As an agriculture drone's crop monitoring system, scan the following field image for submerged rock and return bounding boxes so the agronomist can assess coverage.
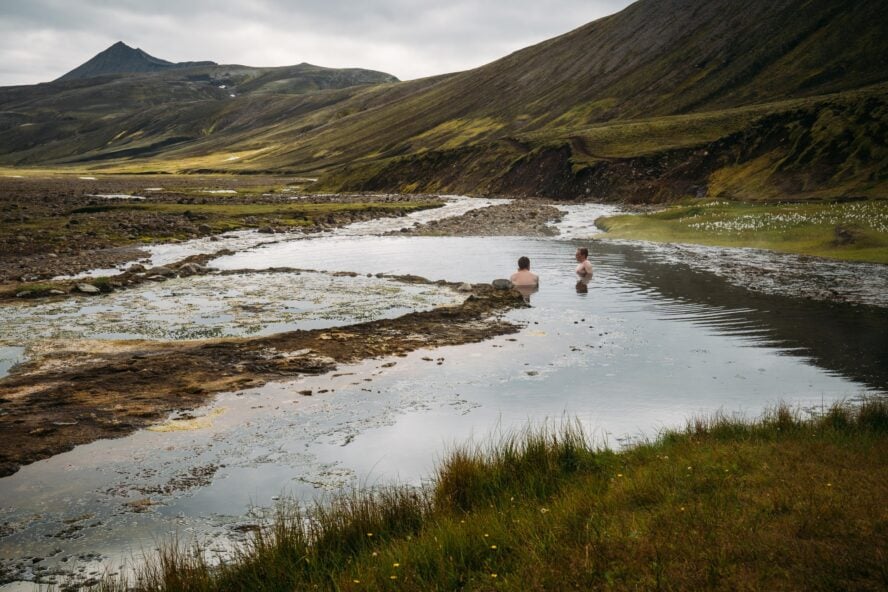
[146,266,176,277]
[491,279,513,290]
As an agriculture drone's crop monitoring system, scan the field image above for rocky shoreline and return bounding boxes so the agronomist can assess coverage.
[395,200,564,236]
[0,278,526,477]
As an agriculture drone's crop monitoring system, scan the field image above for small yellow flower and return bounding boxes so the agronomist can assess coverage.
[827,483,832,487]
[390,575,398,580]
[372,552,378,557]
[393,563,400,568]
[353,580,360,584]
[366,532,373,537]
[617,473,623,478]
[680,506,685,511]
[490,545,497,549]
[540,507,550,514]
[491,573,498,578]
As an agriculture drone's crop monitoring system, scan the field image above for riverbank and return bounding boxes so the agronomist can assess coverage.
[0,280,525,477]
[0,174,442,286]
[87,400,888,591]
[596,199,888,264]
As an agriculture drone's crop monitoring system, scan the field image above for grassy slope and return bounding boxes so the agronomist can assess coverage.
[596,200,888,263]
[91,401,888,591]
[2,0,887,205]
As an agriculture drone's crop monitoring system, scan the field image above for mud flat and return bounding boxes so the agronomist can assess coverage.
[0,281,525,477]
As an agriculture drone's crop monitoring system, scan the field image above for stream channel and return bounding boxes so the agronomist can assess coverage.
[1,196,886,588]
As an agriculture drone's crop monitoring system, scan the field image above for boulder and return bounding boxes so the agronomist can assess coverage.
[491,279,513,290]
[127,263,146,273]
[457,283,473,292]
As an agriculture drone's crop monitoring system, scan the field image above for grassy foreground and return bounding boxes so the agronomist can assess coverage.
[88,401,888,591]
[597,200,888,264]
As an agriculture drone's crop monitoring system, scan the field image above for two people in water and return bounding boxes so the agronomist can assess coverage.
[509,247,593,297]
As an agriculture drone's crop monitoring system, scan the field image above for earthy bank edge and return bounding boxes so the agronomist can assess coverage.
[83,401,888,592]
[0,174,443,285]
[0,282,526,477]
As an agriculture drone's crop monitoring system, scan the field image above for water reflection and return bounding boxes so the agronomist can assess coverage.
[514,284,539,303]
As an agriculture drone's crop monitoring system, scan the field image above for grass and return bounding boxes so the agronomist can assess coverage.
[597,200,888,264]
[82,400,888,591]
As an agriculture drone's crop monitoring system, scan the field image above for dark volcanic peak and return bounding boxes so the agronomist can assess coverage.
[56,41,216,81]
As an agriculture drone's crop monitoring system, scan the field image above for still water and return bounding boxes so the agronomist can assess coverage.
[0,199,885,587]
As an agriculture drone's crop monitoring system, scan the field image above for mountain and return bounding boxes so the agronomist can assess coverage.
[57,41,216,81]
[1,0,886,201]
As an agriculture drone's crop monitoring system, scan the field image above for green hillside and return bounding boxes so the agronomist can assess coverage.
[0,0,885,201]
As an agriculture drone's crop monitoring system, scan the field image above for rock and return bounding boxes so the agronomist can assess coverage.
[457,283,473,292]
[177,263,205,277]
[146,266,176,277]
[257,226,275,234]
[76,283,101,294]
[198,224,212,234]
[491,279,513,290]
[127,263,146,273]
[15,291,30,298]
[147,275,168,282]
[20,274,39,282]
[48,289,65,296]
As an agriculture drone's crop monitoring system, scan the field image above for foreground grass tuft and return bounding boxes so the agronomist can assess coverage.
[86,401,888,591]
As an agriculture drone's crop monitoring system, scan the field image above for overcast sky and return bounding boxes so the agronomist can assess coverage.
[0,0,635,86]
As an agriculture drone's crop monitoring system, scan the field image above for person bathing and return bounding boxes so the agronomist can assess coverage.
[510,256,539,287]
[575,247,593,276]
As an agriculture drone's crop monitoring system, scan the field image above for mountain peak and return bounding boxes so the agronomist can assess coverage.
[56,42,214,82]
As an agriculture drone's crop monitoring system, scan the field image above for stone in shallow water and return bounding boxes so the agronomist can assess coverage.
[457,282,473,292]
[491,278,513,290]
[75,283,100,294]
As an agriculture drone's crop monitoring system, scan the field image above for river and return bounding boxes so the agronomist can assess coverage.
[0,197,885,588]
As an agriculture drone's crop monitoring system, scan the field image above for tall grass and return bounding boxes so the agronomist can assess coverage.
[80,400,888,591]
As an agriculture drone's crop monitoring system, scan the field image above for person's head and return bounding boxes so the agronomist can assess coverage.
[517,256,530,270]
[575,247,589,262]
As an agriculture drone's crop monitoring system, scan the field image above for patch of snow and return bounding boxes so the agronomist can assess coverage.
[225,156,241,161]
[229,93,236,98]
[201,189,238,194]
[144,187,164,191]
[78,176,97,180]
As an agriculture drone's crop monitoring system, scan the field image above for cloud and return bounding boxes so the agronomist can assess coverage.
[0,0,634,85]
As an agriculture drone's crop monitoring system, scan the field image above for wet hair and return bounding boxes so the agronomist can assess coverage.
[517,256,530,270]
[577,247,589,258]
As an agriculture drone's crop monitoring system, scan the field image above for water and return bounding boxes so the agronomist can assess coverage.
[1,199,886,588]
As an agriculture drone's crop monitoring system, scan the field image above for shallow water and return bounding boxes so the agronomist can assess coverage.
[1,199,886,588]
[0,271,458,345]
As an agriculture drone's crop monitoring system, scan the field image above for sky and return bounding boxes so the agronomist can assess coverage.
[0,0,635,86]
